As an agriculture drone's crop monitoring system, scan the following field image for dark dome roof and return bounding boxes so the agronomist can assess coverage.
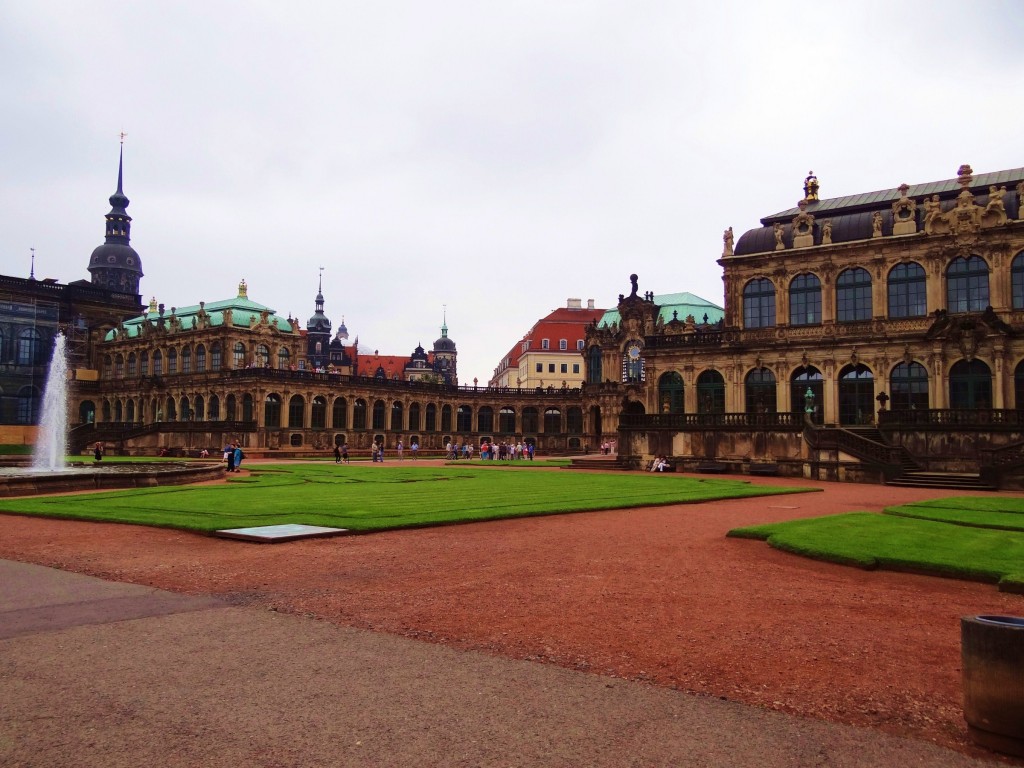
[89,242,143,273]
[433,336,456,352]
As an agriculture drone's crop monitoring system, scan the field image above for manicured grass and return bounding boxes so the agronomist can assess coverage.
[729,498,1024,592]
[0,463,813,533]
[443,459,571,468]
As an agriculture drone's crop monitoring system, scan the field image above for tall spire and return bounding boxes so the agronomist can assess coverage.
[29,247,35,281]
[88,137,143,294]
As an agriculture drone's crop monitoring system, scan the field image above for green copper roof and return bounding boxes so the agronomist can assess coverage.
[104,292,295,341]
[597,292,723,329]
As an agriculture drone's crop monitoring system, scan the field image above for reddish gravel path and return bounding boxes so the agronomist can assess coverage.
[2,470,1022,761]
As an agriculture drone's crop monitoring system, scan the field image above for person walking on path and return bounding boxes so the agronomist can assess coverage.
[233,443,244,472]
[397,441,404,461]
[341,443,349,464]
[224,444,235,473]
[410,441,418,460]
[334,445,342,464]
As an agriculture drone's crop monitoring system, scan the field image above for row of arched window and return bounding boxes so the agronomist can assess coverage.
[103,342,295,378]
[656,358,1001,424]
[86,394,586,434]
[742,254,1017,328]
[0,327,54,366]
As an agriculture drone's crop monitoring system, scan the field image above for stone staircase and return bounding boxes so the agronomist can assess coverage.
[885,472,997,491]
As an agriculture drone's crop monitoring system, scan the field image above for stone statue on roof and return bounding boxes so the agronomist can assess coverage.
[803,171,819,201]
[722,226,734,257]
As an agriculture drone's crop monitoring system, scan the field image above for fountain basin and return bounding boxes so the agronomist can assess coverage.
[0,462,224,497]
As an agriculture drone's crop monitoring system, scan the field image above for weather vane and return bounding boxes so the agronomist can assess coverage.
[30,247,35,280]
[119,130,127,145]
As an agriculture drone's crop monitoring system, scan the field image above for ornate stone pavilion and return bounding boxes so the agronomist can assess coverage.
[583,165,1024,487]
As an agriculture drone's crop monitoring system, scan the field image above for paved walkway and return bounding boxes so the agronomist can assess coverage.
[1,559,1004,768]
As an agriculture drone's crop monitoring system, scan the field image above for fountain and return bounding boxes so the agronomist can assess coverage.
[32,333,69,472]
[0,332,223,497]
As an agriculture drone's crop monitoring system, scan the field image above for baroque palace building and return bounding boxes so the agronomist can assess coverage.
[63,153,593,456]
[582,165,1024,487]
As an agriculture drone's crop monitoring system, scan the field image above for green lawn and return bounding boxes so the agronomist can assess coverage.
[729,497,1024,592]
[0,463,813,533]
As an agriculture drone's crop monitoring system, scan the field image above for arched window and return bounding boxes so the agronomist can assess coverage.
[153,350,163,376]
[789,274,821,326]
[425,403,437,431]
[456,405,472,432]
[288,395,305,428]
[128,352,137,377]
[256,345,270,367]
[1013,253,1024,310]
[126,399,136,422]
[180,396,190,421]
[743,278,776,329]
[440,404,453,431]
[226,395,237,421]
[278,347,290,370]
[333,397,347,428]
[408,402,421,431]
[949,359,992,409]
[696,370,725,414]
[836,267,872,322]
[372,400,386,430]
[103,355,112,379]
[209,395,220,420]
[242,394,254,422]
[947,256,989,313]
[311,396,327,429]
[544,407,561,433]
[499,406,516,433]
[888,262,927,318]
[114,400,123,421]
[587,346,603,384]
[233,342,245,368]
[658,371,684,414]
[744,367,776,413]
[477,406,494,433]
[196,345,206,372]
[838,364,874,425]
[115,354,124,378]
[264,394,282,427]
[211,343,222,370]
[194,395,205,420]
[890,361,929,411]
[140,351,149,375]
[353,399,367,429]
[391,400,404,431]
[167,348,177,374]
[101,398,111,422]
[791,366,823,421]
[166,396,177,421]
[17,329,41,365]
[522,407,539,433]
[181,347,192,374]
[566,407,583,434]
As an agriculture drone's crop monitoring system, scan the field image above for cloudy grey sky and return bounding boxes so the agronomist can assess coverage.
[2,2,1022,383]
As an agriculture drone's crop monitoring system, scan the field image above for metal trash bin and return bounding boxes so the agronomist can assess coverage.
[962,615,1024,757]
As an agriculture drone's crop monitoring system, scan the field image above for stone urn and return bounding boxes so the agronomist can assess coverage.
[962,615,1024,757]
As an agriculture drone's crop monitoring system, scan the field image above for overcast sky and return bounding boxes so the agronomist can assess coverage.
[2,2,1023,383]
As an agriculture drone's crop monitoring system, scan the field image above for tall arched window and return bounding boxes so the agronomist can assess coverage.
[264,394,282,427]
[658,371,684,413]
[947,256,990,313]
[696,370,725,414]
[17,329,41,365]
[128,352,137,376]
[114,400,123,421]
[195,345,206,372]
[890,361,929,411]
[499,406,516,433]
[333,397,347,428]
[949,359,992,409]
[543,407,561,433]
[789,274,821,326]
[477,406,494,433]
[888,262,927,318]
[140,351,149,375]
[311,396,327,429]
[440,404,453,431]
[586,346,603,384]
[372,400,386,430]
[181,347,192,373]
[838,364,874,425]
[743,278,776,329]
[256,345,270,367]
[126,399,136,422]
[242,394,254,422]
[391,401,404,431]
[566,407,583,434]
[456,405,472,432]
[1013,253,1024,310]
[836,267,872,322]
[194,395,205,420]
[226,394,237,421]
[180,396,190,421]
[153,350,163,375]
[211,343,222,370]
[791,366,823,421]
[278,347,290,369]
[233,342,246,368]
[209,395,220,420]
[522,407,539,433]
[408,402,421,431]
[353,399,367,429]
[288,395,305,428]
[744,367,777,413]
[425,403,437,431]
[167,348,177,374]
[115,354,124,378]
